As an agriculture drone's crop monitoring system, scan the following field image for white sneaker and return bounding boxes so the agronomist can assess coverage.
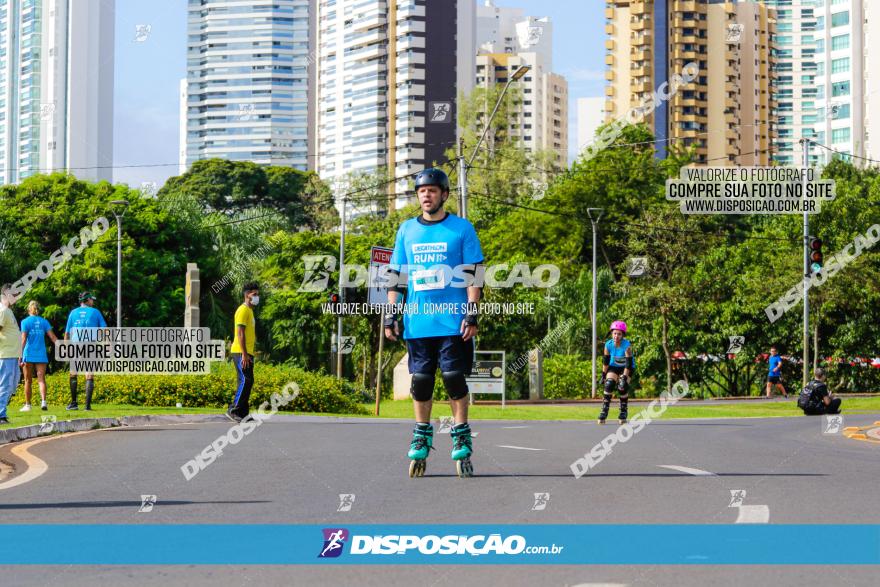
[41,401,48,410]
[20,404,32,412]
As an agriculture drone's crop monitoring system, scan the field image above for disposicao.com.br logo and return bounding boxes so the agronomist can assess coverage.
[318,528,563,558]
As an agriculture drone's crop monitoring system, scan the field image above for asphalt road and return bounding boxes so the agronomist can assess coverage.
[1,412,878,586]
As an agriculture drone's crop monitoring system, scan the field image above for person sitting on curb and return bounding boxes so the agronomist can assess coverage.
[798,367,842,415]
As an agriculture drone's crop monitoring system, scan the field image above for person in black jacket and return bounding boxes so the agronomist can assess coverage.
[798,368,842,415]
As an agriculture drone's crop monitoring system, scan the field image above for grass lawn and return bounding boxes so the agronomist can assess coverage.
[3,398,880,430]
[0,403,218,430]
[365,397,880,421]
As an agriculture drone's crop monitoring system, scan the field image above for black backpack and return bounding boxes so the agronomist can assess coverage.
[798,380,823,409]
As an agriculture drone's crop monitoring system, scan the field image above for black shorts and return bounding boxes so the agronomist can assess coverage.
[768,376,781,384]
[407,336,474,375]
[607,365,626,376]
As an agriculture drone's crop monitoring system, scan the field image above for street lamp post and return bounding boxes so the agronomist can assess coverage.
[458,65,531,219]
[110,200,129,328]
[587,208,604,399]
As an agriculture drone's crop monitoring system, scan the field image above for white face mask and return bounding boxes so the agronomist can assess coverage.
[250,295,260,306]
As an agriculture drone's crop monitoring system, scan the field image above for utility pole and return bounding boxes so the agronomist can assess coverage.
[458,138,468,219]
[801,138,810,389]
[463,65,531,220]
[110,200,129,328]
[587,208,604,398]
[337,195,346,379]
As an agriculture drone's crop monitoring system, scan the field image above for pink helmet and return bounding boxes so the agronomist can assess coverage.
[610,320,627,334]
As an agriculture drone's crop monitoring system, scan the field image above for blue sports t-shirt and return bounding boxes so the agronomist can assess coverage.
[389,214,484,339]
[65,306,107,341]
[605,339,633,369]
[21,316,53,363]
[768,355,782,377]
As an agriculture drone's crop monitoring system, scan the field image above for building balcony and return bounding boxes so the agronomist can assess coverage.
[631,3,649,16]
[397,3,425,19]
[397,35,426,51]
[671,16,700,29]
[350,13,387,33]
[632,19,649,32]
[630,46,652,61]
[672,32,701,45]
[632,80,653,93]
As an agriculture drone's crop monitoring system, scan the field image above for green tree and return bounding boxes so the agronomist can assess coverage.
[0,173,222,330]
[159,159,336,230]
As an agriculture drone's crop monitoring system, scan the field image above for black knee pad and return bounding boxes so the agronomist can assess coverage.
[618,377,629,394]
[604,378,616,394]
[410,372,435,402]
[441,370,469,400]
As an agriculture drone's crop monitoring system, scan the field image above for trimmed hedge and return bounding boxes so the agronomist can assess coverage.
[543,355,594,399]
[31,362,367,415]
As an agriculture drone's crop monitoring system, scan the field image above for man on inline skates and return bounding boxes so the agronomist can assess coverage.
[384,168,484,478]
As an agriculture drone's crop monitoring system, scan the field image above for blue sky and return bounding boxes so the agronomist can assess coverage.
[112,0,605,187]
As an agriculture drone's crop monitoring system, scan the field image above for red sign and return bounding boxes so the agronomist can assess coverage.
[371,247,393,264]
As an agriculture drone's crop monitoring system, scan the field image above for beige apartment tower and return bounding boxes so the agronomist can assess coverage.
[605,0,776,165]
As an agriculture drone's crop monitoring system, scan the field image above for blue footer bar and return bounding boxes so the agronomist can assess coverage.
[1,524,878,565]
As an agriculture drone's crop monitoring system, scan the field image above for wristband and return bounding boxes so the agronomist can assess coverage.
[464,302,478,326]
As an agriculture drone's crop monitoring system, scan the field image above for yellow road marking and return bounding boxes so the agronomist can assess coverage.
[0,430,98,490]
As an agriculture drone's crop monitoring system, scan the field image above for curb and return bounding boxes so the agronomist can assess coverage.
[0,414,227,446]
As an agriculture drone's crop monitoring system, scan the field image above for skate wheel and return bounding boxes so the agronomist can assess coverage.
[619,419,628,424]
[409,459,426,478]
[597,419,606,425]
[456,458,474,478]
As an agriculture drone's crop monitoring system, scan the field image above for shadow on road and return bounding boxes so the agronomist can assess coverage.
[415,472,828,478]
[0,500,271,510]
[106,428,202,432]
[652,422,754,426]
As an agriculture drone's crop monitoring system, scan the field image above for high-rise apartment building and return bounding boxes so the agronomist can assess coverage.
[766,0,820,166]
[578,96,607,153]
[865,0,880,162]
[0,0,115,184]
[312,0,475,208]
[181,0,311,171]
[605,0,776,166]
[812,0,865,164]
[475,2,568,164]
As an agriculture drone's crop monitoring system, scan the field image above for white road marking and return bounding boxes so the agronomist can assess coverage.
[657,465,717,476]
[735,504,770,524]
[497,445,545,451]
[0,430,97,490]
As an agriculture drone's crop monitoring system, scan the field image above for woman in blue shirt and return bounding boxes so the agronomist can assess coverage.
[19,301,58,411]
[599,320,635,424]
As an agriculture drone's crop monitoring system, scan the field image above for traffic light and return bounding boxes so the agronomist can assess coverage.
[328,293,340,304]
[809,237,823,275]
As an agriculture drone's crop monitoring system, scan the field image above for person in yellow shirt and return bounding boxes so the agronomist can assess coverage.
[227,282,259,422]
[0,284,22,425]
